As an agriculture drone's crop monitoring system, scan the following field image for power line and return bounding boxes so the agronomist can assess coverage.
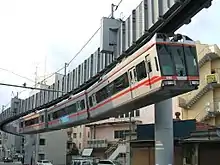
[67,0,124,67]
[0,67,35,83]
[3,0,125,107]
[0,82,64,93]
[36,0,125,83]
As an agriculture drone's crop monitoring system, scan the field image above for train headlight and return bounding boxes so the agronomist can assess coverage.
[162,80,175,86]
[191,80,199,85]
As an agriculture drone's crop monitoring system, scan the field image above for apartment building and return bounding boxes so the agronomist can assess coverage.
[178,42,220,125]
[66,96,181,151]
[33,130,68,165]
[66,125,90,152]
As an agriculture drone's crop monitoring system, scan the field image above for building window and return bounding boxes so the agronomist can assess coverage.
[39,139,45,145]
[114,130,129,139]
[125,113,129,118]
[79,143,81,149]
[38,154,45,161]
[79,132,82,138]
[73,133,77,138]
[88,132,90,138]
[135,110,140,117]
[67,143,71,149]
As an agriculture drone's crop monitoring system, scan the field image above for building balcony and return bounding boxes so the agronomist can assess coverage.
[179,71,220,109]
[195,101,220,122]
[87,139,108,148]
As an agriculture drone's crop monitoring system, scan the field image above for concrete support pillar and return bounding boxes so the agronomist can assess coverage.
[154,98,173,165]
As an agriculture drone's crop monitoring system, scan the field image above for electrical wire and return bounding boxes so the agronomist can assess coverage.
[2,0,125,108]
[38,0,125,82]
[0,67,35,83]
[67,0,124,67]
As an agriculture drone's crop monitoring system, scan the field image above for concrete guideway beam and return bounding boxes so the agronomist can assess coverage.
[154,98,174,165]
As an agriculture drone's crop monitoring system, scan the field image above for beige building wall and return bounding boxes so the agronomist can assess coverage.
[69,125,90,151]
[178,42,220,126]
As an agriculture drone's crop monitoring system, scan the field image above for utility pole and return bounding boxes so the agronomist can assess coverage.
[129,113,132,165]
[111,4,116,19]
[64,63,68,93]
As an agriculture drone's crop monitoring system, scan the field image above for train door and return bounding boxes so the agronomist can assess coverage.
[128,67,137,99]
[145,55,153,89]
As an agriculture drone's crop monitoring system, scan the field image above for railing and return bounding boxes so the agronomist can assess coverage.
[87,139,108,148]
[179,70,220,108]
[195,101,220,122]
[105,139,124,156]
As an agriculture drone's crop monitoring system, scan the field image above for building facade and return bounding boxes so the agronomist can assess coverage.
[178,42,220,125]
[34,130,68,165]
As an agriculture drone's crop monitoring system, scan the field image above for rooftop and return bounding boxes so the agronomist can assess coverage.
[85,118,142,127]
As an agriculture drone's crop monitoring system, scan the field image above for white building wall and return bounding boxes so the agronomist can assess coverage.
[36,130,67,165]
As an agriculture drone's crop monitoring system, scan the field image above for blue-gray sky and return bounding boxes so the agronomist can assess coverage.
[0,0,219,108]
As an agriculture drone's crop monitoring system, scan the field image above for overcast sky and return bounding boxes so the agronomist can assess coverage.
[0,0,219,109]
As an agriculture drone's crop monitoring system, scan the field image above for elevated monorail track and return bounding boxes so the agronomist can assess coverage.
[0,0,213,135]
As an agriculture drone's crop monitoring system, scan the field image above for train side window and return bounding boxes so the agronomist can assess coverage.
[41,115,44,122]
[154,57,159,71]
[92,94,96,105]
[20,121,23,128]
[107,82,114,97]
[69,103,77,113]
[147,61,152,73]
[113,73,129,94]
[80,100,85,110]
[129,71,133,80]
[89,96,93,107]
[96,87,108,103]
[136,61,147,81]
[76,101,81,111]
[48,114,51,121]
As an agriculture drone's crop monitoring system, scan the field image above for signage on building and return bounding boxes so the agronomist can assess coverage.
[206,74,217,84]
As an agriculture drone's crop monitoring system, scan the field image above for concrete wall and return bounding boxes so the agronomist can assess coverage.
[37,130,68,165]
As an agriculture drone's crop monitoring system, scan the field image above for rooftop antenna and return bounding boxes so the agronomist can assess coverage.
[34,66,38,88]
[43,55,47,85]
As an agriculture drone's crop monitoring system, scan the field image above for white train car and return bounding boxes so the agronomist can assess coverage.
[18,33,200,134]
[47,90,88,130]
[19,110,45,134]
[87,33,199,120]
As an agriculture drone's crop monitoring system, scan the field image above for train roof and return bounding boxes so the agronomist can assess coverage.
[87,35,156,92]
[47,90,86,110]
[20,112,40,121]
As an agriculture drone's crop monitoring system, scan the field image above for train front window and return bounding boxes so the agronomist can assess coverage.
[169,46,187,76]
[157,44,175,76]
[184,46,199,76]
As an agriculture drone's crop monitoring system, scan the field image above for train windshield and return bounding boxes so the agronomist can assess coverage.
[156,44,198,76]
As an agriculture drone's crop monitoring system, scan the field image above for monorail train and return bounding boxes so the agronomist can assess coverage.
[19,33,200,134]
